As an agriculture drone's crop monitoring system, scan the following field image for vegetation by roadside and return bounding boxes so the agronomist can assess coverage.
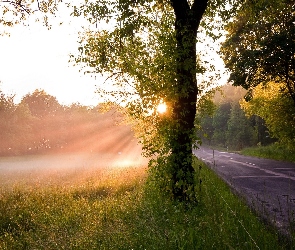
[241,143,295,163]
[0,158,292,249]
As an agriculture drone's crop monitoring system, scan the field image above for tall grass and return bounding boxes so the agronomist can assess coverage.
[0,160,292,249]
[242,143,295,163]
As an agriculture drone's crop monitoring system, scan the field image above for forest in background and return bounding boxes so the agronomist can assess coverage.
[197,84,278,151]
[1,84,294,156]
[0,89,133,156]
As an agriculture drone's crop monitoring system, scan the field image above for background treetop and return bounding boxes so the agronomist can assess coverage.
[221,0,295,104]
[0,0,65,28]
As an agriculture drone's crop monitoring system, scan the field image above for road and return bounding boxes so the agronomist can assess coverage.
[194,147,295,236]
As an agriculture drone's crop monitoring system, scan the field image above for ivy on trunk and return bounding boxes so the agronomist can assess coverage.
[169,0,208,201]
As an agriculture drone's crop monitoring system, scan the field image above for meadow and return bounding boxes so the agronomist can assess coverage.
[0,156,292,249]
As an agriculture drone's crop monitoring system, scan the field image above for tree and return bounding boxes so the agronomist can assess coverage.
[21,89,61,118]
[212,102,231,147]
[240,81,295,146]
[73,0,240,202]
[221,0,295,105]
[251,115,276,146]
[226,102,256,150]
[19,89,62,152]
[0,89,15,154]
[168,0,208,201]
[211,84,247,148]
[0,88,37,155]
[0,0,62,28]
[195,92,216,146]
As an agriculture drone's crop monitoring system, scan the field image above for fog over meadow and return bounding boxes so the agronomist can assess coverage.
[0,90,148,189]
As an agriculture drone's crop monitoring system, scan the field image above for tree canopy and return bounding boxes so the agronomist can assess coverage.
[0,0,63,28]
[71,0,240,202]
[0,88,133,156]
[196,84,262,150]
[221,0,295,148]
[240,81,295,146]
[221,0,295,104]
[21,89,61,117]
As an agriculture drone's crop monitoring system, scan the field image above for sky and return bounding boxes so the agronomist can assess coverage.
[0,4,228,107]
[0,11,100,106]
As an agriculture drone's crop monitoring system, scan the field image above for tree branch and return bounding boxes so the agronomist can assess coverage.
[170,0,209,31]
[1,0,31,14]
[170,0,189,19]
[191,0,209,23]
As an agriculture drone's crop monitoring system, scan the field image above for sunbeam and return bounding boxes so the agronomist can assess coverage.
[0,109,148,190]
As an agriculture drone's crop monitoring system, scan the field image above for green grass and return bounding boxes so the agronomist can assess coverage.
[0,160,293,249]
[241,143,295,163]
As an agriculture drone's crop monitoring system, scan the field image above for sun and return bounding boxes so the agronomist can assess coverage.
[157,103,167,114]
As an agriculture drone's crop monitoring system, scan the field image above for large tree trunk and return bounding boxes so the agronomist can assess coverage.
[170,0,208,201]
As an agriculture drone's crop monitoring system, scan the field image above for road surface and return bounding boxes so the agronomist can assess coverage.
[194,147,295,236]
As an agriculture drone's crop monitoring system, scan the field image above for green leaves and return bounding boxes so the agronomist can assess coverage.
[73,1,177,124]
[0,0,63,29]
[221,0,295,148]
[241,81,295,146]
[221,0,295,104]
[72,0,238,202]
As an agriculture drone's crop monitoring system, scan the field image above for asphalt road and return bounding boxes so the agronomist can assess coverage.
[193,147,295,236]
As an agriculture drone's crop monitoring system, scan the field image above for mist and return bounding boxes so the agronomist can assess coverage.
[0,91,148,189]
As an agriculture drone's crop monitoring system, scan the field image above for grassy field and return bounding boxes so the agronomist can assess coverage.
[0,158,293,249]
[241,143,295,163]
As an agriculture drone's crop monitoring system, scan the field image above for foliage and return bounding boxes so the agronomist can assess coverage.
[21,89,61,118]
[240,81,295,146]
[226,102,256,150]
[221,0,295,150]
[195,91,216,145]
[71,0,242,202]
[0,89,132,156]
[212,102,231,147]
[221,0,295,105]
[0,90,18,150]
[0,159,290,249]
[0,0,63,28]
[197,84,260,150]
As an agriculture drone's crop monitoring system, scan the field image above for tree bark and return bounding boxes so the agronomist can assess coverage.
[169,0,208,201]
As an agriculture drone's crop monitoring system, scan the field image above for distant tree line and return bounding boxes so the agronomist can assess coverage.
[196,84,277,150]
[2,84,292,156]
[0,89,129,156]
[218,0,295,151]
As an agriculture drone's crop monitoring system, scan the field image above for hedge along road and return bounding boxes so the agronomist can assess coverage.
[194,146,295,237]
